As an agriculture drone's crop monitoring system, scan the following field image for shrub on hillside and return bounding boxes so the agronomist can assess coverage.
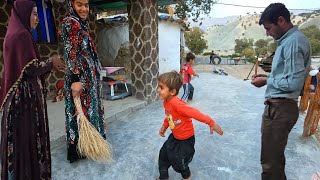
[230,53,241,58]
[202,52,212,56]
[220,55,229,58]
[297,20,302,25]
[246,57,255,63]
[301,25,320,55]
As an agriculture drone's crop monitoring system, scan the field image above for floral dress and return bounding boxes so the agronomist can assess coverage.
[60,14,106,163]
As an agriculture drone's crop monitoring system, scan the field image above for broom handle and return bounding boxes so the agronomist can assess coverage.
[74,96,84,114]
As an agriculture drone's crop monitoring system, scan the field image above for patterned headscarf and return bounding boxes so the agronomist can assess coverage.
[66,0,89,31]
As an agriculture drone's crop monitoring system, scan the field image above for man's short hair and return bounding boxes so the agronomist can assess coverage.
[259,3,291,25]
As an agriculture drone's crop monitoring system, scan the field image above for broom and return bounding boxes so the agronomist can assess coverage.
[74,95,112,162]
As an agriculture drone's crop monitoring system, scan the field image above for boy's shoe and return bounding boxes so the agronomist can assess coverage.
[182,173,191,180]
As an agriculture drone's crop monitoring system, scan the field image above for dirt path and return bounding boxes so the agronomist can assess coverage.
[193,63,266,80]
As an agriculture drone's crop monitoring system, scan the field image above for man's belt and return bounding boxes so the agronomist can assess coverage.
[264,98,297,104]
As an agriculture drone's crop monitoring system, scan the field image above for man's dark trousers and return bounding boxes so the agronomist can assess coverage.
[261,100,299,180]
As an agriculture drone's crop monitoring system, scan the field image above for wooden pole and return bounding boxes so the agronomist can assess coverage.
[254,57,258,75]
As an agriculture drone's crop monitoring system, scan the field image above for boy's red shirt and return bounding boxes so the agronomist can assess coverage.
[182,63,195,84]
[162,96,215,140]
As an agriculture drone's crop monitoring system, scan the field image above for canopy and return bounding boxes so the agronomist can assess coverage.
[90,0,177,11]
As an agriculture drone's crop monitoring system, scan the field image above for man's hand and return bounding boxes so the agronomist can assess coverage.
[251,75,267,88]
[71,82,82,97]
[210,123,223,135]
[252,74,267,78]
[159,125,167,137]
[194,74,199,78]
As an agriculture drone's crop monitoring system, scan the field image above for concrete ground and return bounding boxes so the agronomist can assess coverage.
[47,96,147,148]
[51,72,320,180]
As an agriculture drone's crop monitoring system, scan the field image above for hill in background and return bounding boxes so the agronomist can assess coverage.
[201,12,320,55]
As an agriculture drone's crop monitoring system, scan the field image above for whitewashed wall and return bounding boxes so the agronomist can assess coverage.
[158,22,181,74]
[97,21,182,73]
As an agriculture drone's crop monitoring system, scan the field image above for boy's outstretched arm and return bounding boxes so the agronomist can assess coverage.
[210,123,223,135]
[175,100,223,135]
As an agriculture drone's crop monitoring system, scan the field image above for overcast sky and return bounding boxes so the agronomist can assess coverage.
[209,0,320,18]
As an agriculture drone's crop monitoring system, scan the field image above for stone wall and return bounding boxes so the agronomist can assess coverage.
[128,0,159,102]
[0,0,10,85]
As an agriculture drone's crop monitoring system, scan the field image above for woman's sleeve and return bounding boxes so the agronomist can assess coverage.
[25,61,53,77]
[18,34,53,77]
[60,18,83,83]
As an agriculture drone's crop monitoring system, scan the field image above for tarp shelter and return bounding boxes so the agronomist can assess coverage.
[90,0,177,11]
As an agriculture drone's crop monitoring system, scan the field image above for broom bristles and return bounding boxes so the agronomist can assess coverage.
[74,96,112,162]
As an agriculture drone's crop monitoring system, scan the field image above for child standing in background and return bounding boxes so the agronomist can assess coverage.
[156,71,223,180]
[181,52,199,102]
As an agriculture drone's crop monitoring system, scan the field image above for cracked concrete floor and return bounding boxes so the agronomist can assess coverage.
[51,73,320,180]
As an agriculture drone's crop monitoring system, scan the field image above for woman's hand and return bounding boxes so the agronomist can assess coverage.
[51,55,66,72]
[71,82,82,97]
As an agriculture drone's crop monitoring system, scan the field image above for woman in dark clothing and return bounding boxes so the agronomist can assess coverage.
[0,0,65,179]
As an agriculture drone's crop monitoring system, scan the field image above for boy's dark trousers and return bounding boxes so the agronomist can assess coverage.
[261,100,299,180]
[158,134,195,180]
[182,83,194,101]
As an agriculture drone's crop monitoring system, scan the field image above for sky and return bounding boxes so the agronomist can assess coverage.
[209,0,320,18]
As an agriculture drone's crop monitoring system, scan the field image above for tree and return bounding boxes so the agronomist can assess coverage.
[255,47,268,56]
[309,38,320,55]
[159,0,217,22]
[254,39,269,56]
[268,41,277,54]
[254,39,268,48]
[234,38,253,54]
[300,25,320,55]
[243,48,254,58]
[184,27,208,55]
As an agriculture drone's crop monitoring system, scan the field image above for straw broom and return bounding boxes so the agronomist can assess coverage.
[74,95,112,162]
[299,75,312,112]
[302,73,320,138]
